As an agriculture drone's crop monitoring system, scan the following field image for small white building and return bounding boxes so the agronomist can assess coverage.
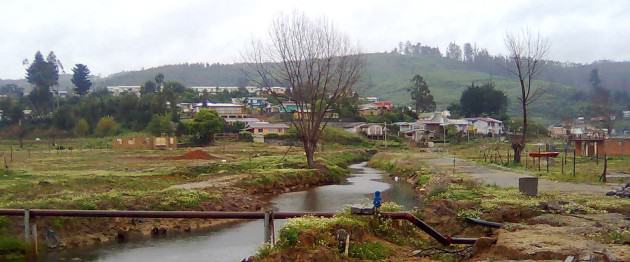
[190,102,246,118]
[107,86,141,96]
[466,117,503,136]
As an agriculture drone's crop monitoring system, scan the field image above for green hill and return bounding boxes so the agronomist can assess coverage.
[3,53,628,125]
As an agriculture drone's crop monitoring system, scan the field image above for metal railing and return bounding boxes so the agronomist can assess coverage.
[0,208,480,246]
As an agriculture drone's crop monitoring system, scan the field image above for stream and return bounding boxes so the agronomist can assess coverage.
[44,162,420,261]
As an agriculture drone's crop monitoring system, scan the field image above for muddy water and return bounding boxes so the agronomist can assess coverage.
[45,162,419,261]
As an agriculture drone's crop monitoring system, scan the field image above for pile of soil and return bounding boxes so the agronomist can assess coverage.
[165,150,216,160]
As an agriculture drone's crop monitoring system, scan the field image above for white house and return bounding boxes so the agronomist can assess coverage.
[107,86,141,96]
[466,117,504,136]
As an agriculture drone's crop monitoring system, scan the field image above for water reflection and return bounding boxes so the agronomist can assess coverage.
[44,162,419,262]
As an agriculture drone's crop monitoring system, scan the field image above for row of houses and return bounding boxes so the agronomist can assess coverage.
[106,86,287,97]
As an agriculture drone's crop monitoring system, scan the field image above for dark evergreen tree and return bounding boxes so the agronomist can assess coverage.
[26,51,57,116]
[71,64,92,96]
[408,74,435,113]
[458,82,507,119]
[140,80,157,95]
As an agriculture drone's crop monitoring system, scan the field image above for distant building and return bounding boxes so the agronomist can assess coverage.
[623,111,630,119]
[465,117,504,136]
[292,110,339,120]
[364,97,379,103]
[358,101,394,116]
[245,122,290,135]
[356,123,386,138]
[225,118,262,127]
[267,101,300,113]
[183,102,246,118]
[190,86,241,94]
[571,137,630,157]
[358,104,381,117]
[107,86,141,96]
[112,136,177,150]
[548,126,568,138]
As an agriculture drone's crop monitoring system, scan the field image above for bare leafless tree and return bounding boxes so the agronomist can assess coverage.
[504,29,549,163]
[245,13,364,168]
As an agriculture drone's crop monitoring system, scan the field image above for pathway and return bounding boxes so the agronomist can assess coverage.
[423,153,616,194]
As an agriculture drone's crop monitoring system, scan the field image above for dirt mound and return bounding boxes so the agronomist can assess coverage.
[165,150,217,160]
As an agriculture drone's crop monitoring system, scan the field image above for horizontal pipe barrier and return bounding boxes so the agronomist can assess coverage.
[0,209,481,246]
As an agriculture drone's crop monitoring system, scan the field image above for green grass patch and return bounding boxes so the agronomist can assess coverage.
[348,242,392,260]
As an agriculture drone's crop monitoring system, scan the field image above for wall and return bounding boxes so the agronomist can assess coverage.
[603,138,630,156]
[112,136,177,150]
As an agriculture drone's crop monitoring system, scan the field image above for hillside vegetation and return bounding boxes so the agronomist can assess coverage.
[2,53,628,124]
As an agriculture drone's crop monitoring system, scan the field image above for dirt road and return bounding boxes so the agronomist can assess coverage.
[424,153,617,194]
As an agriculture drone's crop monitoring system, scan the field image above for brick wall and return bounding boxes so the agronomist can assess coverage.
[603,138,630,156]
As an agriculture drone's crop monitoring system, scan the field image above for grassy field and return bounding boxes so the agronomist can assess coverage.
[0,135,373,259]
[446,139,630,184]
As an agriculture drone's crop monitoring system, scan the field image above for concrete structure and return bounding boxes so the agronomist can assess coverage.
[112,136,177,150]
[225,118,262,127]
[548,126,568,138]
[572,137,630,157]
[245,122,290,135]
[190,103,246,118]
[356,123,386,138]
[107,86,141,96]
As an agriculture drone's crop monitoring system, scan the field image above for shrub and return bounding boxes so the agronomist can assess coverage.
[239,131,253,142]
[95,116,118,137]
[73,118,90,137]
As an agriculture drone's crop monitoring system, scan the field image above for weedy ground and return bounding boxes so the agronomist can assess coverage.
[0,136,371,260]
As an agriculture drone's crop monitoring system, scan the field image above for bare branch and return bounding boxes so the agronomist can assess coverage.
[243,12,364,167]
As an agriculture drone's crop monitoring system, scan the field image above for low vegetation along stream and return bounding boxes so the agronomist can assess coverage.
[45,162,419,261]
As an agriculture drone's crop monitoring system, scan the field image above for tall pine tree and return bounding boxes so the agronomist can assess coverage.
[26,51,57,116]
[71,64,92,96]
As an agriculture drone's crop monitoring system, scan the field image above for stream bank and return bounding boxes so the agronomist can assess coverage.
[41,161,420,261]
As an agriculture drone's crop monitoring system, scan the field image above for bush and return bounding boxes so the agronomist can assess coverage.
[73,118,90,137]
[95,116,118,137]
[239,131,253,142]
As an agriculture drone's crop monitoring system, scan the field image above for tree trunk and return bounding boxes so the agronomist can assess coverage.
[303,139,316,168]
[512,101,528,164]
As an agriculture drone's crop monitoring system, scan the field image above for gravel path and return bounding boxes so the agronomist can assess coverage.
[423,153,617,194]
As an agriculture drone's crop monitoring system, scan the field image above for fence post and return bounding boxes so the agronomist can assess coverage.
[572,149,576,177]
[263,210,273,245]
[24,209,30,241]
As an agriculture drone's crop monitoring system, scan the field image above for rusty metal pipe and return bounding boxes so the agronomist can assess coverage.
[0,209,334,220]
[0,209,478,245]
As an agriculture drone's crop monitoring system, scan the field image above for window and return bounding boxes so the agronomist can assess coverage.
[258,128,264,133]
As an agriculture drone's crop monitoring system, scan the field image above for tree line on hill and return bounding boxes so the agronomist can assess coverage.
[392,40,630,93]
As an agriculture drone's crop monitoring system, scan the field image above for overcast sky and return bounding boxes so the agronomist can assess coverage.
[1,0,629,79]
